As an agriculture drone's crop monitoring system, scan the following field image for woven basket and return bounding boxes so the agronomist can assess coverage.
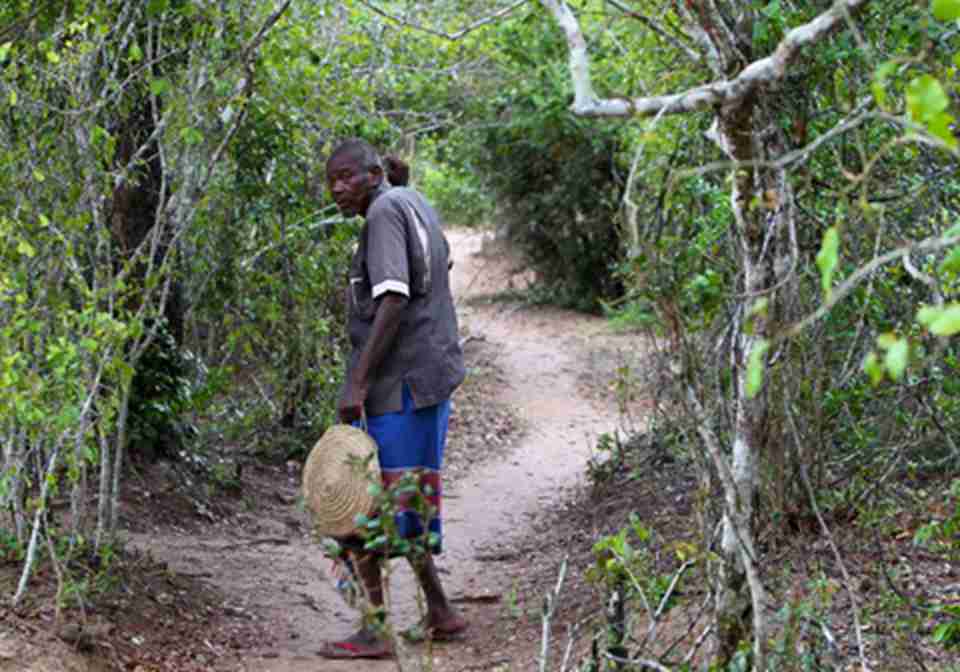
[302,424,380,538]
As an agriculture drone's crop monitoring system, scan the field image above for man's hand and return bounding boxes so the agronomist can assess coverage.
[339,376,368,424]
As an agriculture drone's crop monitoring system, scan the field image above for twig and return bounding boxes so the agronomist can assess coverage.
[682,623,713,666]
[784,231,960,340]
[559,620,581,672]
[218,0,293,76]
[639,559,695,649]
[603,0,701,63]
[539,556,569,672]
[218,536,291,551]
[604,652,671,671]
[358,0,530,41]
[786,399,872,672]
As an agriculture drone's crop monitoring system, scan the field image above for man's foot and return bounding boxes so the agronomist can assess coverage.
[429,610,468,639]
[318,629,393,659]
[402,612,468,643]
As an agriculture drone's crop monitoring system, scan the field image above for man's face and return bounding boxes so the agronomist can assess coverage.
[326,154,379,217]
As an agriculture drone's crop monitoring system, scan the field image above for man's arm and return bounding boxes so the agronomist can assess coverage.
[339,292,409,423]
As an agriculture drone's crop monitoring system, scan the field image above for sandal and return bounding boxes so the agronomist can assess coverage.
[317,639,394,659]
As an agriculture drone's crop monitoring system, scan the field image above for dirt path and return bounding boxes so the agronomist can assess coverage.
[128,230,632,671]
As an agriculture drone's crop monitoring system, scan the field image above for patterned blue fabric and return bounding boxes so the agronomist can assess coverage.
[359,385,449,553]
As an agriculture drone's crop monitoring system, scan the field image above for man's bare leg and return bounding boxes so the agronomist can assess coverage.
[409,553,467,636]
[318,551,393,658]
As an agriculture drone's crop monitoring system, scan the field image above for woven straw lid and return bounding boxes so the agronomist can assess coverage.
[302,424,380,538]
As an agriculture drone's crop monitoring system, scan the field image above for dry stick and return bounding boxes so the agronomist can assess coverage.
[638,559,695,650]
[658,591,711,662]
[604,652,671,672]
[559,620,582,672]
[785,401,871,672]
[539,556,569,672]
[682,623,714,667]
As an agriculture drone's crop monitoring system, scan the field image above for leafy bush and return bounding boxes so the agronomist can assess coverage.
[415,138,493,228]
[460,20,630,312]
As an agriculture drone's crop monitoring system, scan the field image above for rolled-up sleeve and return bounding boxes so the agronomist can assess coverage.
[366,202,410,299]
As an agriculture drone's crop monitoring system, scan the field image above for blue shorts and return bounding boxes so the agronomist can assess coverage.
[361,385,449,553]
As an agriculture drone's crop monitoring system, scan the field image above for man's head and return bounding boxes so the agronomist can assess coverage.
[326,138,384,217]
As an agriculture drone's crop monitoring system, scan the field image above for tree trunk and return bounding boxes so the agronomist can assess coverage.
[110,97,186,462]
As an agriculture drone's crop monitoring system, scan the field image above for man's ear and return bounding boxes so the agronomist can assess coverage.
[368,164,384,186]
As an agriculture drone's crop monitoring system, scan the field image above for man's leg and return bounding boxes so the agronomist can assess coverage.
[408,552,467,636]
[319,551,393,658]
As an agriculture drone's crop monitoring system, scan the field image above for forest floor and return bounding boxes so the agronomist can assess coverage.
[4,229,960,672]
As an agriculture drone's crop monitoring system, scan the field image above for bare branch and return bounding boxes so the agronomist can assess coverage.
[357,0,529,41]
[538,556,568,672]
[541,0,873,117]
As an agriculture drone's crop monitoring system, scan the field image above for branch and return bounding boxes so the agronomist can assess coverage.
[785,232,960,339]
[541,0,873,117]
[786,401,872,672]
[603,0,702,63]
[218,0,292,76]
[357,0,530,41]
[538,556,568,672]
[0,8,42,44]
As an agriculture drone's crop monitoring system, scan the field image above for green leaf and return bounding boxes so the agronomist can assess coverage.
[815,227,840,298]
[147,0,170,16]
[748,297,769,317]
[884,338,909,381]
[930,304,960,336]
[906,75,949,123]
[129,43,143,63]
[928,112,958,149]
[877,332,899,349]
[16,240,35,258]
[933,0,960,21]
[179,127,203,146]
[872,61,897,109]
[917,304,943,328]
[149,78,170,96]
[940,248,960,274]
[746,339,770,398]
[863,351,884,385]
[0,42,12,62]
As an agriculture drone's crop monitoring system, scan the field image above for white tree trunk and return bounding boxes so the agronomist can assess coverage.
[95,420,112,550]
[536,1,876,667]
[12,441,61,605]
[108,380,132,537]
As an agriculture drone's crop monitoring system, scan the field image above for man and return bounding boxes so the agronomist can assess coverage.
[319,138,467,659]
